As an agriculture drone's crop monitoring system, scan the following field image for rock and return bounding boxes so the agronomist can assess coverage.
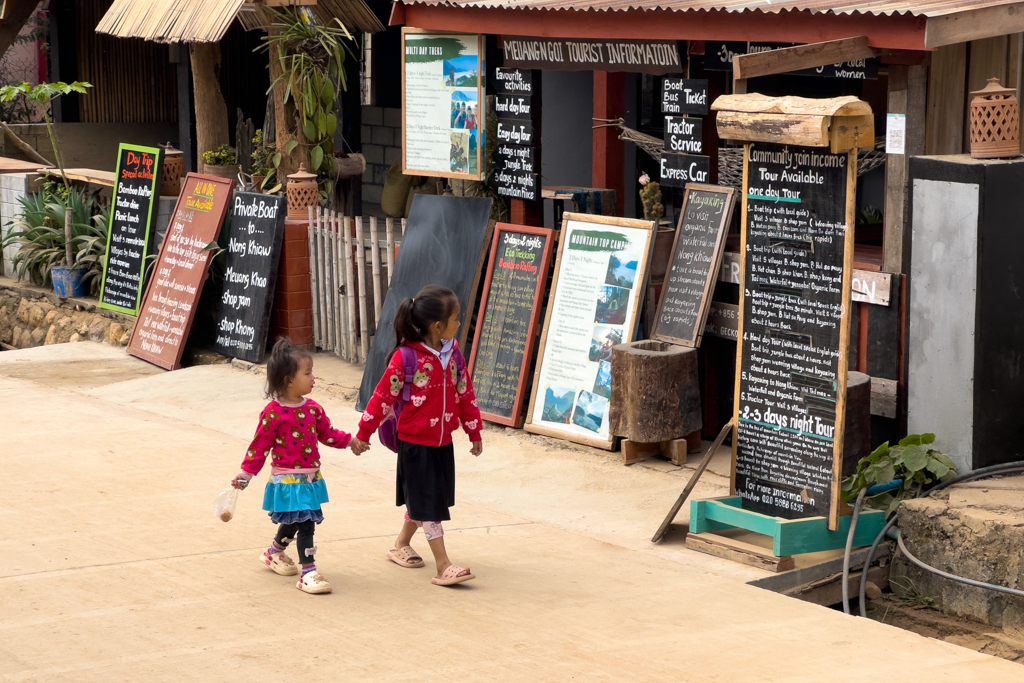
[69,332,81,343]
[27,305,44,328]
[17,329,32,348]
[77,322,90,336]
[119,331,130,346]
[15,298,30,324]
[44,324,58,345]
[30,328,44,346]
[0,314,10,344]
[12,326,23,344]
[108,322,124,345]
[44,309,58,325]
[864,582,882,600]
[87,317,109,342]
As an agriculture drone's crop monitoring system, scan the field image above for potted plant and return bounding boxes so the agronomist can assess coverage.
[202,144,241,180]
[0,181,110,297]
[0,80,92,296]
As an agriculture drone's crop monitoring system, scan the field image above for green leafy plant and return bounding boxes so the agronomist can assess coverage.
[202,144,236,166]
[841,434,957,516]
[0,184,109,292]
[258,7,353,176]
[250,130,272,176]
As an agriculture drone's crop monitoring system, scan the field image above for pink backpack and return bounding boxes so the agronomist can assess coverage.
[378,345,466,452]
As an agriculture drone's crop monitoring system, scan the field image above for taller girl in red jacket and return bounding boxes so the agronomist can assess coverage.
[351,285,483,586]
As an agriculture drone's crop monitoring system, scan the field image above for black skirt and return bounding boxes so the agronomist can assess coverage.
[396,440,455,522]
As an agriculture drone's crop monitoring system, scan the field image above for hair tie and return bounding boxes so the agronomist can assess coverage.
[411,298,415,304]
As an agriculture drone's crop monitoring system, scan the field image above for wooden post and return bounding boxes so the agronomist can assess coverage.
[925,44,967,155]
[344,217,358,363]
[337,216,349,360]
[316,207,328,350]
[308,206,320,347]
[882,64,927,275]
[592,71,625,215]
[267,29,309,181]
[189,43,229,159]
[330,211,340,354]
[334,214,344,357]
[370,216,382,322]
[385,217,395,282]
[356,230,370,363]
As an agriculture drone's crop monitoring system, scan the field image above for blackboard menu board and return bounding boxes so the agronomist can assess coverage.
[213,192,285,363]
[127,173,235,370]
[661,78,709,115]
[653,183,735,347]
[98,143,162,315]
[734,142,855,522]
[660,152,710,187]
[469,224,554,427]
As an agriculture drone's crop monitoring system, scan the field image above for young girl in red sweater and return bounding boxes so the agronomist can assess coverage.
[351,285,483,586]
[231,339,353,594]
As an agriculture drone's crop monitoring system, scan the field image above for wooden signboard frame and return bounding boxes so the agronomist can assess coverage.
[652,183,736,348]
[401,28,485,181]
[468,223,555,428]
[730,144,858,532]
[525,212,657,450]
[127,173,235,371]
[97,143,163,316]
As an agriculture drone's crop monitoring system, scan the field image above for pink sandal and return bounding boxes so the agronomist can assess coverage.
[386,546,426,568]
[432,564,475,586]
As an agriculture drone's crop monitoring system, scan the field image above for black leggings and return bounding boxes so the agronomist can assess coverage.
[275,520,316,563]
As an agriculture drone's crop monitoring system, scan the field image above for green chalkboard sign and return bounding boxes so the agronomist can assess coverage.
[97,143,163,315]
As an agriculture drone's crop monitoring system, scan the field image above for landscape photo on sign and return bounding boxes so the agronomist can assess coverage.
[403,31,481,179]
[526,214,655,448]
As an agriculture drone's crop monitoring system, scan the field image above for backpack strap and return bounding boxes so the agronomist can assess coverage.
[453,345,466,378]
[399,346,417,403]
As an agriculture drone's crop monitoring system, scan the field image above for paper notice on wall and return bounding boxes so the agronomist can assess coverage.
[886,113,906,154]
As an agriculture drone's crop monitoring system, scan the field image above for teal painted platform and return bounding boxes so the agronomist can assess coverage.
[690,496,886,557]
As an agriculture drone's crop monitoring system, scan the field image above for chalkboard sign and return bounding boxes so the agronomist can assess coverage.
[97,143,163,315]
[652,183,736,347]
[497,144,536,173]
[469,224,554,427]
[496,120,534,145]
[356,194,494,413]
[495,94,532,120]
[661,78,708,115]
[526,213,656,450]
[704,41,879,80]
[212,192,285,362]
[664,116,703,154]
[495,168,538,201]
[495,67,534,95]
[733,142,856,525]
[127,173,235,370]
[660,152,710,187]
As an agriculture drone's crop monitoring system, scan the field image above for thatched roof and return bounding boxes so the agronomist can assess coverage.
[96,0,384,43]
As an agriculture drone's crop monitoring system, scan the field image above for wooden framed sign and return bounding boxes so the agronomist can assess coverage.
[732,142,856,529]
[652,183,736,347]
[525,213,656,449]
[212,192,285,363]
[127,173,235,370]
[97,143,162,315]
[468,223,554,428]
[401,29,485,180]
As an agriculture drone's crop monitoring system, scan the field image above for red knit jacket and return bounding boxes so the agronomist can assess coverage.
[357,341,483,447]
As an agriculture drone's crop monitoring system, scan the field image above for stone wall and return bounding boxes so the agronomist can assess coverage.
[0,281,134,350]
[360,106,402,206]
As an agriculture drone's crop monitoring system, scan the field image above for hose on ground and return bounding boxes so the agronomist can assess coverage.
[895,531,1024,599]
[842,487,867,614]
[854,460,1024,617]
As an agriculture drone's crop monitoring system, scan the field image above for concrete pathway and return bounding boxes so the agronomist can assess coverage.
[2,344,1020,681]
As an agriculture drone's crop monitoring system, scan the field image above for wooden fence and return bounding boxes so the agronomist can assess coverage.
[307,207,403,363]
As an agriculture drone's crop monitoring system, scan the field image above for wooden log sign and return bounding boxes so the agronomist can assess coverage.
[127,173,235,370]
[733,142,855,526]
[212,192,285,363]
[652,183,736,347]
[469,224,554,427]
[97,143,163,315]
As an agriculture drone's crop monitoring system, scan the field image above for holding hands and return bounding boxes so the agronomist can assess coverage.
[350,438,370,456]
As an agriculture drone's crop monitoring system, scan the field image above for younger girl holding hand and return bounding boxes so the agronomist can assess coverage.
[351,285,483,586]
[232,338,353,594]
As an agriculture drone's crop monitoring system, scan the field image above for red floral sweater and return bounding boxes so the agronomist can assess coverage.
[241,398,351,475]
[357,341,482,447]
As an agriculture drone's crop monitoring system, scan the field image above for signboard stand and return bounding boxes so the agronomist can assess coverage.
[655,93,876,554]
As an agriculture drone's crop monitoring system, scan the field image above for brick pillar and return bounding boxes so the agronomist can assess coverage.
[269,218,313,348]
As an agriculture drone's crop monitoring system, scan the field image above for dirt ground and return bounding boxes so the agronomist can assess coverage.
[3,343,1023,681]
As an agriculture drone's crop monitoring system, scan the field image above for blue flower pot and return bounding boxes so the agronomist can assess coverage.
[52,265,90,298]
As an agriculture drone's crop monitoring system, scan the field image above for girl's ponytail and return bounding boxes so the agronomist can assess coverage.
[394,297,424,349]
[265,336,311,399]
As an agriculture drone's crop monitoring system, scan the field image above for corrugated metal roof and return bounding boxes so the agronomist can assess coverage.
[395,0,1021,17]
[97,0,383,43]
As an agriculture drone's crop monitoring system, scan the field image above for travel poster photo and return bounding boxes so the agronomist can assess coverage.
[529,217,653,444]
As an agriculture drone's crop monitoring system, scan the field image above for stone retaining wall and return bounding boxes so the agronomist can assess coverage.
[0,281,134,349]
